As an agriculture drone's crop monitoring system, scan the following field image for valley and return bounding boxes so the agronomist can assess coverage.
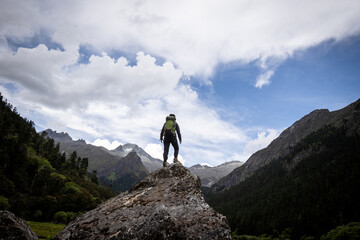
[1,93,359,239]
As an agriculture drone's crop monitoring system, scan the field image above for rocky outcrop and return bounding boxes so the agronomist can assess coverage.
[0,210,38,240]
[54,163,232,240]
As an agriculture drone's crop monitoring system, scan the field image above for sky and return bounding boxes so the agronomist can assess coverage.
[1,0,360,167]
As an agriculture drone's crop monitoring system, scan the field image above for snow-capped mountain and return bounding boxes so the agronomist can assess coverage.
[113,143,163,172]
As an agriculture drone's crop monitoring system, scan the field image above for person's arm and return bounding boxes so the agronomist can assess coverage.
[160,124,165,141]
[176,123,182,143]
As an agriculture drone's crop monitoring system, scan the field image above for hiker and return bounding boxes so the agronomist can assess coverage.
[160,114,182,167]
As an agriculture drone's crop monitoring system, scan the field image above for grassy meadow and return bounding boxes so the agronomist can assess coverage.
[27,221,65,240]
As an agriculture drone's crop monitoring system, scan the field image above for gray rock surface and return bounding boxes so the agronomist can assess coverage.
[54,163,232,240]
[0,210,38,240]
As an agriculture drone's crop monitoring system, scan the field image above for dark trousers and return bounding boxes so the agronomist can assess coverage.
[163,135,179,161]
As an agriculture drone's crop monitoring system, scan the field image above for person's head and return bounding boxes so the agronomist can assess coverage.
[166,113,176,121]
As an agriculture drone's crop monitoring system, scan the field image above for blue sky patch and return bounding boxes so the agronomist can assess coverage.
[5,29,64,52]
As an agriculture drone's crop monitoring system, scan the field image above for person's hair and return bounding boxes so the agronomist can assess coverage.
[169,114,176,117]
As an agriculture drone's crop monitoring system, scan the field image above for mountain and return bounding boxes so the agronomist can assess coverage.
[188,161,243,187]
[45,129,243,190]
[44,129,123,175]
[0,93,114,223]
[54,163,232,240]
[43,130,72,142]
[98,152,148,193]
[43,129,149,193]
[212,98,360,192]
[113,143,163,172]
[205,98,360,238]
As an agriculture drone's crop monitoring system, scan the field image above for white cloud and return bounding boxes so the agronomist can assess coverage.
[92,139,123,150]
[145,143,163,160]
[0,45,181,108]
[0,43,248,166]
[2,0,360,79]
[255,70,274,88]
[1,0,360,166]
[242,129,279,160]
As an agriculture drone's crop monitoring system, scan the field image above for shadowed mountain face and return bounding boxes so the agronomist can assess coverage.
[53,163,232,240]
[43,129,150,192]
[212,98,360,192]
[206,99,360,238]
[98,151,149,193]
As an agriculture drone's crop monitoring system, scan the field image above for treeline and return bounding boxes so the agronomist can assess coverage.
[231,222,360,240]
[0,93,115,222]
[205,124,360,239]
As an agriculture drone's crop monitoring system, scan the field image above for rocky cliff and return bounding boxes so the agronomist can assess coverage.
[54,163,232,240]
[212,98,360,192]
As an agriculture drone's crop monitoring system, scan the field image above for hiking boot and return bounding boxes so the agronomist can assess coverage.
[173,157,179,163]
[163,161,167,167]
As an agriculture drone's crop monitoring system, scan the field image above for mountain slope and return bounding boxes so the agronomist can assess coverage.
[98,152,148,193]
[206,123,360,238]
[0,94,114,222]
[44,129,123,176]
[212,99,360,192]
[44,130,149,193]
[46,130,241,190]
[189,161,243,187]
[205,99,360,238]
[113,143,163,172]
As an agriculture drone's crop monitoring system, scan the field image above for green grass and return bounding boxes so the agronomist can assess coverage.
[27,221,65,240]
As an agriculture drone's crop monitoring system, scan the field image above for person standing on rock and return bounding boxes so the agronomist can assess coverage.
[160,114,182,167]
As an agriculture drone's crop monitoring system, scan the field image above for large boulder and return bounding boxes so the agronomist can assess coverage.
[0,210,38,240]
[54,163,232,240]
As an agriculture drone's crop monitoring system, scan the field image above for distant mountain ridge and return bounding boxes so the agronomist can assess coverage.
[212,98,360,192]
[45,130,72,142]
[189,161,243,187]
[44,129,243,191]
[43,129,151,193]
[45,129,164,173]
[113,143,163,172]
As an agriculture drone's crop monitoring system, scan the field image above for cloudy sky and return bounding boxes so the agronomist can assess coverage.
[1,0,360,167]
